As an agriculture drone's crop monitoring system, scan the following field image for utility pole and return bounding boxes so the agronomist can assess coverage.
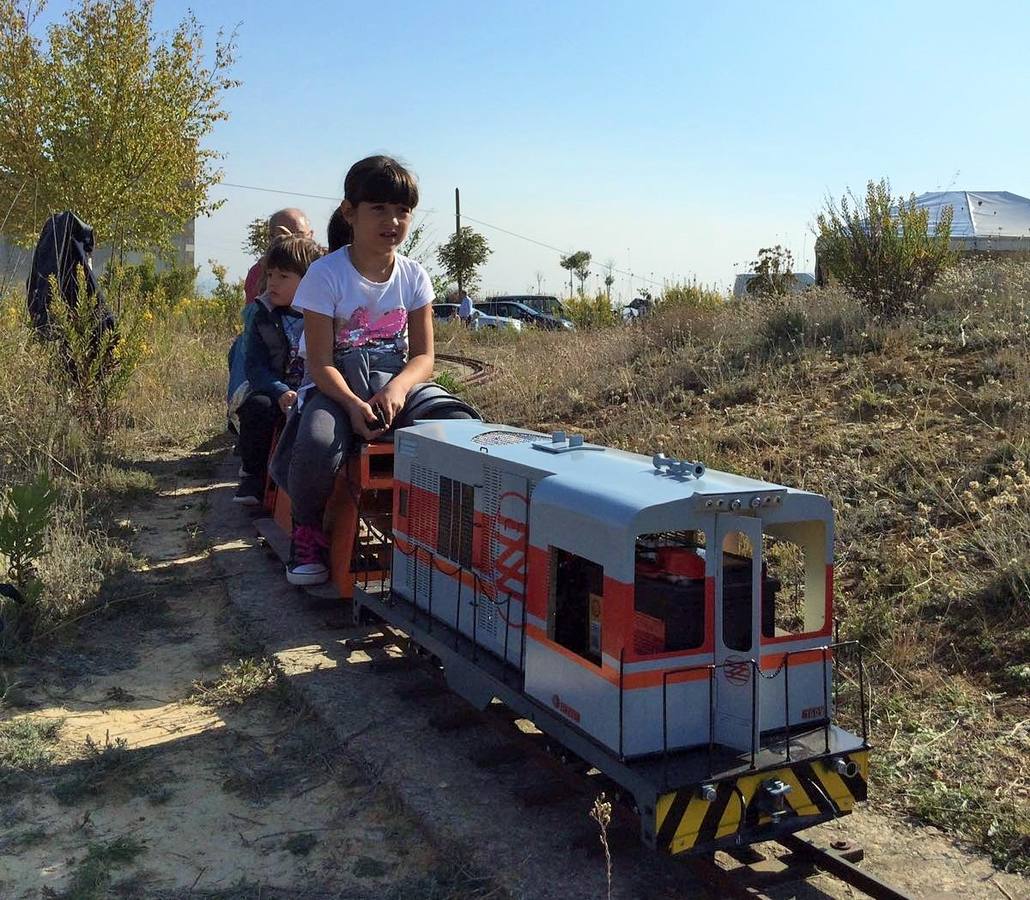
[454,188,462,296]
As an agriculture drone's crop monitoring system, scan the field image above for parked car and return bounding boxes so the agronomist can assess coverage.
[469,308,522,332]
[488,294,567,319]
[433,302,460,321]
[475,299,574,331]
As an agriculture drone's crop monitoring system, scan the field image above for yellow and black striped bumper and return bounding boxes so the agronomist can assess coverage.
[655,751,869,855]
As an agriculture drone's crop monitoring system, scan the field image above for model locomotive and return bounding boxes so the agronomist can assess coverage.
[344,420,870,856]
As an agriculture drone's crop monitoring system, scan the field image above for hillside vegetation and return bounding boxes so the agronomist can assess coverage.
[449,260,1030,872]
[1,259,1026,872]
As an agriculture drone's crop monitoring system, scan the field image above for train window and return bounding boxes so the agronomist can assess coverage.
[437,477,475,568]
[762,523,827,637]
[722,532,755,652]
[549,548,604,666]
[633,532,707,655]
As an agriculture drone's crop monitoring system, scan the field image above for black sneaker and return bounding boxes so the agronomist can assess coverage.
[233,474,264,506]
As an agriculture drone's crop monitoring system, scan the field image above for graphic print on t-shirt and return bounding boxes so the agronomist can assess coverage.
[336,306,408,352]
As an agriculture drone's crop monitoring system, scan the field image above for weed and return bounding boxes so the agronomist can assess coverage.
[55,835,146,900]
[284,832,319,856]
[6,824,47,849]
[191,655,284,707]
[53,731,143,805]
[0,716,62,788]
[590,793,613,900]
[433,370,464,395]
[353,855,391,878]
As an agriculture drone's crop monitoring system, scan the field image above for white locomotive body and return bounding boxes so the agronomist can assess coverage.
[359,419,869,855]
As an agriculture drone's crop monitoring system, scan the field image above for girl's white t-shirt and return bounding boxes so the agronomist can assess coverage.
[292,247,433,358]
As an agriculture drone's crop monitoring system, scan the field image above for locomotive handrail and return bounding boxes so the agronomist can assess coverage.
[779,640,868,761]
[660,658,762,777]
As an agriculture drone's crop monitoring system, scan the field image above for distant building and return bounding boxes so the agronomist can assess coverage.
[913,191,1030,254]
[0,217,196,295]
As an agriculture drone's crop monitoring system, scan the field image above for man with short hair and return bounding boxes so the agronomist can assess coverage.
[458,288,474,326]
[244,208,313,304]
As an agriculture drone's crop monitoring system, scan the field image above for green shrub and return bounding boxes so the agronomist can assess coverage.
[103,256,197,317]
[45,271,151,442]
[658,281,724,311]
[816,178,956,318]
[563,293,618,328]
[0,475,58,649]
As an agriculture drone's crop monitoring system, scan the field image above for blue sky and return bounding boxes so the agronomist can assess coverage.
[45,1,1030,297]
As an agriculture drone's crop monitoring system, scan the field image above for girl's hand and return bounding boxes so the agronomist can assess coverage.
[278,390,298,414]
[369,379,408,428]
[345,397,386,441]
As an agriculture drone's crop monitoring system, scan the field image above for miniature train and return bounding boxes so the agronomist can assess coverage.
[260,420,871,856]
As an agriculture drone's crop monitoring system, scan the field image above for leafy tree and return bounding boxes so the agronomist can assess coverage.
[603,259,615,300]
[816,179,955,317]
[560,250,592,296]
[436,226,491,294]
[0,0,238,257]
[242,217,268,258]
[745,245,794,298]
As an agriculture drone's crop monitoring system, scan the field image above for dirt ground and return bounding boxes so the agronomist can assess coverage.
[0,446,495,899]
[1,441,1027,899]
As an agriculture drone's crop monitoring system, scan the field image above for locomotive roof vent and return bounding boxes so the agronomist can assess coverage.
[653,453,706,480]
[532,430,604,454]
[472,429,540,446]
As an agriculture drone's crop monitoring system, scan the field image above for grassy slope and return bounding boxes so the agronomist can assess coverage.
[2,263,1026,871]
[446,261,1030,871]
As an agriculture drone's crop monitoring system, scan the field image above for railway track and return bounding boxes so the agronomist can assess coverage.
[435,351,494,386]
[347,623,915,900]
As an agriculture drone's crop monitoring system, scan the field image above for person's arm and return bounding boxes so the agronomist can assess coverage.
[304,310,384,440]
[369,302,434,427]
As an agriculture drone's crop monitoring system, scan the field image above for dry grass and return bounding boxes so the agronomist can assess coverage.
[456,261,1030,871]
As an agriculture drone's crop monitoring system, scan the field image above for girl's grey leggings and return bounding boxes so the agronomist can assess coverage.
[287,391,473,527]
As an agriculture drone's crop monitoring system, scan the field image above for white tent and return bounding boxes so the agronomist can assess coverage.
[914,191,1030,252]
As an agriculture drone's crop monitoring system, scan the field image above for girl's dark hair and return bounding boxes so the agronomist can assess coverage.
[344,155,419,209]
[266,234,323,278]
[327,206,353,252]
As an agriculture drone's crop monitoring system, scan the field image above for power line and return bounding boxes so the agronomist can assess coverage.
[221,181,341,203]
[217,179,680,290]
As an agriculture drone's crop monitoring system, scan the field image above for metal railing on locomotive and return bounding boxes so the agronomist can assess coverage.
[658,642,870,779]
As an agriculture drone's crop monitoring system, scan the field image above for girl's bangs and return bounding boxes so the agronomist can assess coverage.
[351,167,419,208]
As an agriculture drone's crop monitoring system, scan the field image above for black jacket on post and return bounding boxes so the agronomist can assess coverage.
[26,211,114,334]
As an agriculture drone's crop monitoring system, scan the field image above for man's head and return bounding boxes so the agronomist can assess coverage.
[267,208,312,242]
[265,235,322,307]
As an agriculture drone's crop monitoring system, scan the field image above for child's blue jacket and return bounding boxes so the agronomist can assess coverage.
[243,296,303,399]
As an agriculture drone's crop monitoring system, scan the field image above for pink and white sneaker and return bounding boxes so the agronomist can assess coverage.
[286,523,329,586]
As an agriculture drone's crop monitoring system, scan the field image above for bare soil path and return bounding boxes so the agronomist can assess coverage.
[0,440,489,899]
